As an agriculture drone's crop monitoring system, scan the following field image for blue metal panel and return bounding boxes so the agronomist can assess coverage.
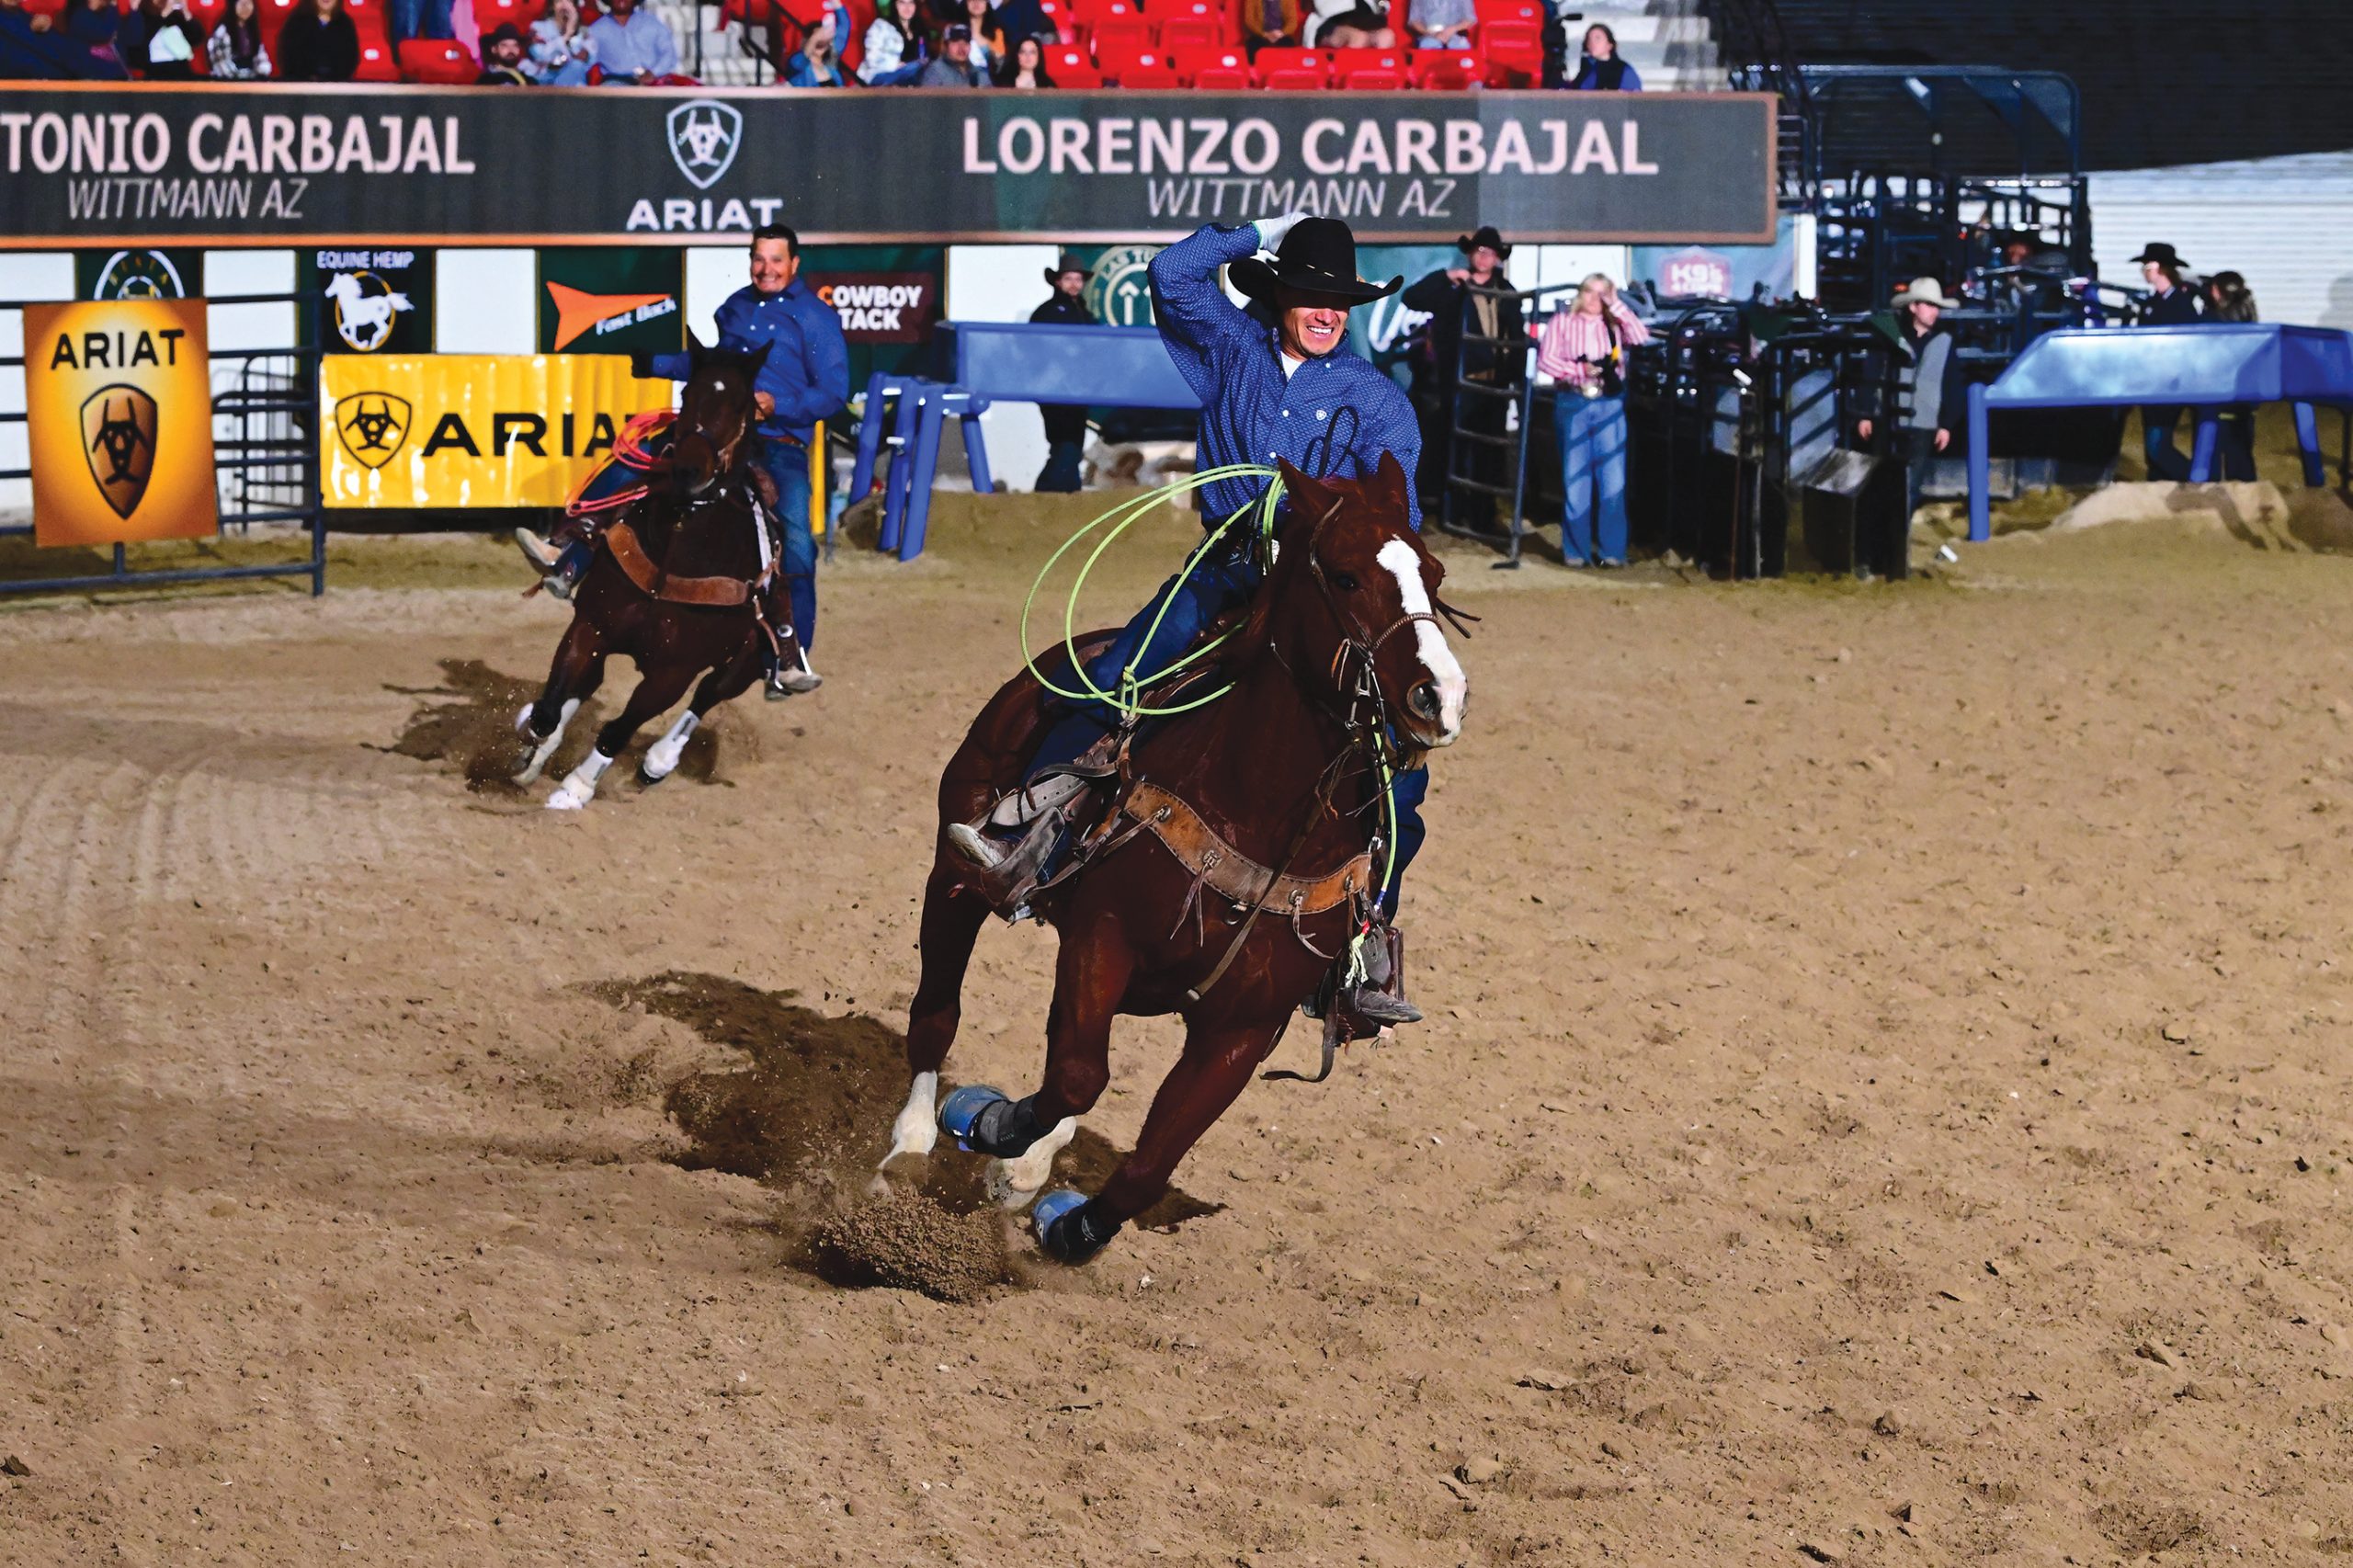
[2279,326,2353,403]
[1986,324,2353,410]
[938,322,1201,411]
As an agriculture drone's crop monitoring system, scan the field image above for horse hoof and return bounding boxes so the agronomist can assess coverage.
[984,1161,1040,1211]
[1034,1190,1115,1265]
[514,703,536,737]
[546,780,592,811]
[937,1085,1008,1152]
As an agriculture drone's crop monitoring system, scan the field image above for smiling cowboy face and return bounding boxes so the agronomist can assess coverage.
[1276,284,1357,360]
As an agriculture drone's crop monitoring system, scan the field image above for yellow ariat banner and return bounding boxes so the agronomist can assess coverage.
[23,298,216,549]
[323,354,672,509]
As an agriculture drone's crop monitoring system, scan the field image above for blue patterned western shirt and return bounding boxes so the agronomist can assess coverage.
[1149,222,1423,532]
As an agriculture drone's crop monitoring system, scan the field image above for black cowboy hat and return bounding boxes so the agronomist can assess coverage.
[1229,218,1402,306]
[2131,241,2188,268]
[1043,253,1092,286]
[1455,225,1513,259]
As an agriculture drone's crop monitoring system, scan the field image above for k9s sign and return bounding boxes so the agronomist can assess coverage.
[0,85,1776,246]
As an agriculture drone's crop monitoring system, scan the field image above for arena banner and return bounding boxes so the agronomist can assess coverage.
[23,297,217,548]
[538,247,684,355]
[75,246,202,300]
[0,85,1777,246]
[301,245,434,355]
[322,353,671,509]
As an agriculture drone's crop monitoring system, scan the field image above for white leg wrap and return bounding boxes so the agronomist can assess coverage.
[881,1072,939,1167]
[546,745,614,811]
[513,697,580,785]
[642,710,700,782]
[987,1116,1078,1210]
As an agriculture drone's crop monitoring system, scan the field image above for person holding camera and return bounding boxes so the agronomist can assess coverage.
[1536,272,1649,567]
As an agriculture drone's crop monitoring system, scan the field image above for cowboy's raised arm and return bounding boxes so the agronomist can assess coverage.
[1148,214,1308,396]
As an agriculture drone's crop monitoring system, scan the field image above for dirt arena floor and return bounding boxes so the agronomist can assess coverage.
[5,493,2353,1567]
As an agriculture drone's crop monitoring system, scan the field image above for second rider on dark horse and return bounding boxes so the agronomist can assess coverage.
[949,211,1446,1028]
[516,222,849,702]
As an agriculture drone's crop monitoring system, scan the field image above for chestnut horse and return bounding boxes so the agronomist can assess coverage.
[512,338,803,809]
[880,454,1469,1263]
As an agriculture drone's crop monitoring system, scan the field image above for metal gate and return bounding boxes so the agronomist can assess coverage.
[0,290,325,597]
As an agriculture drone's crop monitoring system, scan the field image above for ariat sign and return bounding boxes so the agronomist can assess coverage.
[322,354,671,510]
[0,85,1775,246]
[22,297,216,547]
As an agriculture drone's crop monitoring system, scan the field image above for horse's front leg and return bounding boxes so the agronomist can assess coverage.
[935,922,1133,1211]
[547,659,699,811]
[1032,1017,1278,1264]
[515,616,606,784]
[641,631,761,785]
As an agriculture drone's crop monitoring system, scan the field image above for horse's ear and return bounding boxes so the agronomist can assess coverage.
[1372,449,1412,516]
[747,340,773,369]
[1276,458,1332,522]
[685,329,709,362]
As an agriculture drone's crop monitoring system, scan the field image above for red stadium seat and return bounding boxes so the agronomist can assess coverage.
[1050,56,1103,84]
[1120,63,1178,85]
[1472,0,1537,21]
[353,36,402,76]
[1408,49,1479,89]
[187,0,227,28]
[20,0,66,16]
[396,37,477,79]
[255,0,300,48]
[1043,39,1094,75]
[1174,42,1246,81]
[1250,43,1324,78]
[1193,63,1248,87]
[1087,12,1149,51]
[1330,44,1401,74]
[1261,62,1324,88]
[1032,0,1073,39]
[1155,14,1219,49]
[1096,38,1166,78]
[1478,17,1538,75]
[1341,66,1403,87]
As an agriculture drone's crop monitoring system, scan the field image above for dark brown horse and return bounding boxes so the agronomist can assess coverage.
[513,337,802,809]
[879,453,1469,1263]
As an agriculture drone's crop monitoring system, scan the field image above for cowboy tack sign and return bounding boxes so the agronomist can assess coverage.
[0,85,1776,245]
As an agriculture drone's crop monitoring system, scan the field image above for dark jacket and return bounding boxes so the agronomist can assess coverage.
[1029,291,1097,444]
[1862,314,1967,437]
[2141,283,2202,327]
[1401,267,1526,390]
[273,6,358,79]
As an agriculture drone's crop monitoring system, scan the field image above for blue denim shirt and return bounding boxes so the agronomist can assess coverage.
[1149,222,1422,531]
[651,278,849,445]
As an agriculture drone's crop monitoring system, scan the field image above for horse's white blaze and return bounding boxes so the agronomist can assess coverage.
[513,697,579,785]
[642,710,699,781]
[546,746,614,811]
[1374,538,1467,744]
[881,1071,939,1166]
[988,1116,1078,1210]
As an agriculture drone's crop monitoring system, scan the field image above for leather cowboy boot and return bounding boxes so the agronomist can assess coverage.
[946,801,1067,908]
[1338,920,1422,1026]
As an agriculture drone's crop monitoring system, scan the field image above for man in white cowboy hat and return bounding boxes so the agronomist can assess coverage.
[1855,275,1967,522]
[1029,253,1099,493]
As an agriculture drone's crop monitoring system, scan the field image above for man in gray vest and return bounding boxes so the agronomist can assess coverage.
[1856,276,1966,520]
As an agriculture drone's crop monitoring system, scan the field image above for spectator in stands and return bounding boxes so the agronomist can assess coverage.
[205,0,271,74]
[1304,0,1392,49]
[275,0,358,76]
[1402,225,1524,518]
[476,19,529,79]
[1407,0,1472,49]
[946,0,1001,70]
[116,0,202,77]
[784,0,849,83]
[587,0,678,82]
[2206,269,2260,481]
[992,31,1050,85]
[858,0,928,84]
[1240,0,1301,58]
[387,0,449,45]
[1538,271,1651,566]
[1564,22,1638,89]
[46,0,124,73]
[528,0,595,82]
[917,19,984,83]
[1,0,69,79]
[2132,241,2201,481]
[1029,255,1097,491]
[1854,276,1963,523]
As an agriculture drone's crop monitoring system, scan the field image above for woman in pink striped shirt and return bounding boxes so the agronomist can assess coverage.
[1536,273,1651,566]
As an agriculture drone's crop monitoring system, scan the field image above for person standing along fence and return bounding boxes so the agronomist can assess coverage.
[1536,273,1649,566]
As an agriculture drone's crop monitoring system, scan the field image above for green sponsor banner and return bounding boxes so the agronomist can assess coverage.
[75,247,202,300]
[537,246,683,356]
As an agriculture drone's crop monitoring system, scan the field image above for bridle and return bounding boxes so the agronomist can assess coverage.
[668,372,756,499]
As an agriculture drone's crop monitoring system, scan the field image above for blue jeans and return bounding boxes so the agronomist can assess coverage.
[1035,440,1086,494]
[2143,404,2190,482]
[387,0,449,40]
[755,435,818,650]
[1556,392,1631,564]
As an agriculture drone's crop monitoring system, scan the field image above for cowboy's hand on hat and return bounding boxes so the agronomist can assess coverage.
[1254,211,1312,255]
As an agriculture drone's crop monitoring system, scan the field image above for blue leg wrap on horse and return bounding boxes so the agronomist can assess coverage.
[1035,1190,1120,1262]
[938,1085,1047,1156]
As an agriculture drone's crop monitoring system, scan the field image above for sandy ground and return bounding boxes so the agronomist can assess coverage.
[5,494,2353,1567]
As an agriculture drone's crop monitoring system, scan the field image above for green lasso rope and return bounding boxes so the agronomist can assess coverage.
[1018,464,1401,971]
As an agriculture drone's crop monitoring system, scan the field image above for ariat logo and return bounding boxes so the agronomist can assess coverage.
[80,382,157,519]
[335,392,413,469]
[666,99,743,191]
